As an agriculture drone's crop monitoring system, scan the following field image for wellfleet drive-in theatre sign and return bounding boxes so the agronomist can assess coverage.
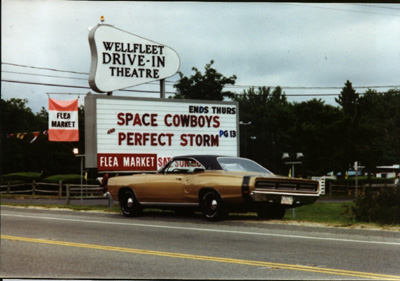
[86,22,239,172]
[88,23,180,93]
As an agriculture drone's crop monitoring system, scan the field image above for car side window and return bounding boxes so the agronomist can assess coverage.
[165,159,205,174]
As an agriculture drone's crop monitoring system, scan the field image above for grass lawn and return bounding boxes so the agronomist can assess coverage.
[283,201,354,225]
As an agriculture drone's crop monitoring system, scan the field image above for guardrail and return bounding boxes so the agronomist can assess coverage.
[0,181,113,208]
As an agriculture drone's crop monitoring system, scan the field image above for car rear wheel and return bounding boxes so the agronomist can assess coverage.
[257,206,272,219]
[271,205,286,219]
[257,205,286,220]
[200,191,227,221]
[119,189,141,217]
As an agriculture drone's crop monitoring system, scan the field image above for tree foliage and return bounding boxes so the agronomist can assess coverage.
[291,99,342,175]
[173,60,237,100]
[335,80,359,121]
[351,184,400,224]
[1,98,84,176]
[233,87,293,173]
[357,89,400,168]
[232,81,399,177]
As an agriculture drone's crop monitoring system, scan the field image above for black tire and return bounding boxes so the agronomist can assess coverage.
[200,191,227,221]
[271,205,286,219]
[257,206,272,219]
[119,189,141,217]
[257,205,286,220]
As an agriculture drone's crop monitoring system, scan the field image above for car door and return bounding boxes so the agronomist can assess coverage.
[138,159,194,203]
[142,172,186,203]
[149,158,208,203]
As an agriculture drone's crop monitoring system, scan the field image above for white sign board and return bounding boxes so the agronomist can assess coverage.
[88,24,180,93]
[85,95,239,172]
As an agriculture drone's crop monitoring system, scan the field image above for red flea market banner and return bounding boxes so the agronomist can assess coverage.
[48,98,79,142]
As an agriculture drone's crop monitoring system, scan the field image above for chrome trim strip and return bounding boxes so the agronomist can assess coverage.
[252,191,319,197]
[139,202,199,207]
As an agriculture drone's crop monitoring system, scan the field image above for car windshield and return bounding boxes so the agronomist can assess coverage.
[217,157,273,174]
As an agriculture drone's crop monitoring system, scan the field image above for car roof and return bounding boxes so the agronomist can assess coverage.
[172,155,231,170]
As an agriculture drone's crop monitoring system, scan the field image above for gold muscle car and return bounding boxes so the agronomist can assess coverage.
[106,155,320,221]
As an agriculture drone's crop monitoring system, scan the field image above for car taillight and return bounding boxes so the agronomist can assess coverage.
[242,176,251,201]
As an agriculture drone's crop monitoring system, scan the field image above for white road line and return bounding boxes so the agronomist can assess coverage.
[3,213,400,246]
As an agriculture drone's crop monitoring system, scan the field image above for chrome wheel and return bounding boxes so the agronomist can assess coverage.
[201,191,227,221]
[127,197,134,208]
[120,189,141,217]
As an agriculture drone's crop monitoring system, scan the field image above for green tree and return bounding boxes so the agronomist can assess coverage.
[1,98,44,173]
[291,99,342,176]
[234,87,294,173]
[1,98,82,176]
[335,80,359,122]
[173,60,237,100]
[335,80,360,178]
[357,89,400,172]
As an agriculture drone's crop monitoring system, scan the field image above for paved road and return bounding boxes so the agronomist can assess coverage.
[0,196,352,207]
[1,205,400,280]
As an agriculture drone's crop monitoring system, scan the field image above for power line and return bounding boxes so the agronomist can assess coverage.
[225,85,400,90]
[2,70,87,81]
[281,3,400,17]
[1,62,177,84]
[2,62,88,76]
[2,62,399,97]
[1,79,176,95]
[355,4,400,11]
[4,78,399,99]
[3,69,398,92]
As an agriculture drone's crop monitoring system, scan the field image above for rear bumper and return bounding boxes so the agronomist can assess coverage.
[251,190,319,207]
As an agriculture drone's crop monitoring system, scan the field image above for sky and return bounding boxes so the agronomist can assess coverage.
[2,1,400,113]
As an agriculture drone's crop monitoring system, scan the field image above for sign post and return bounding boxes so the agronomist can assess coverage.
[160,79,166,99]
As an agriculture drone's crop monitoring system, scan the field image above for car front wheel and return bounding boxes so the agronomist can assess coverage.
[200,191,227,221]
[119,189,141,217]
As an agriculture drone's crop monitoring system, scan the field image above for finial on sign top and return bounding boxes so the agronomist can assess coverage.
[100,16,105,23]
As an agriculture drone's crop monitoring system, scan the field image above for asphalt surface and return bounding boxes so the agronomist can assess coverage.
[2,205,400,279]
[0,196,352,206]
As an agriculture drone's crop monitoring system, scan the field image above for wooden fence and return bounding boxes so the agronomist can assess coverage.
[0,181,113,208]
[326,182,396,198]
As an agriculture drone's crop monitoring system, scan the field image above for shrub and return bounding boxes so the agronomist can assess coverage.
[351,184,400,224]
[1,172,41,183]
[42,174,97,185]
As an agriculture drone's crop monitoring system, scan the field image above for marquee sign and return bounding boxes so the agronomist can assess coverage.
[85,94,239,172]
[88,24,180,93]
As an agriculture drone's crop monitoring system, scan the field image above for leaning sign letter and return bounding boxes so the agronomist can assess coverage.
[48,99,79,142]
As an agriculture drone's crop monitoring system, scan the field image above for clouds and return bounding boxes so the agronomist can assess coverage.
[2,1,400,112]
